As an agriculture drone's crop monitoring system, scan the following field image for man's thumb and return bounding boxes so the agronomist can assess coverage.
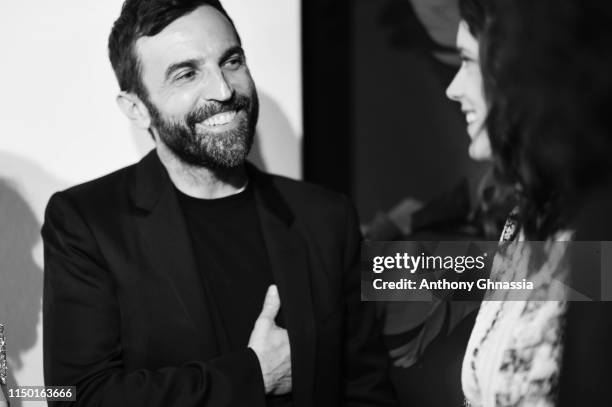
[258,284,281,321]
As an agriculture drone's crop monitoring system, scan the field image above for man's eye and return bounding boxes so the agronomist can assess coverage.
[175,70,196,81]
[224,56,244,70]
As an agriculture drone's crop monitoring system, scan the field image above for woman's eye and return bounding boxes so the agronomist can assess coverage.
[461,52,480,64]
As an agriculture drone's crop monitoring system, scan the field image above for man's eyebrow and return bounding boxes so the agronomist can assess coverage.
[164,59,201,80]
[219,46,245,63]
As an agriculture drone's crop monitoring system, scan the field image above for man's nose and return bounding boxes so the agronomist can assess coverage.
[203,67,233,102]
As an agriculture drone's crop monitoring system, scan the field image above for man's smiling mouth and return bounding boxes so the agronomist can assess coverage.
[198,110,238,128]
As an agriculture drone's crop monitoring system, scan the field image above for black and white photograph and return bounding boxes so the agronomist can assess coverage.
[1,0,612,406]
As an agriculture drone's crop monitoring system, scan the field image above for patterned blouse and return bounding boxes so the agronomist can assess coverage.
[462,213,569,407]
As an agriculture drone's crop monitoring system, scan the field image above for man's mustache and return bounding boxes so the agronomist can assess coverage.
[187,94,251,129]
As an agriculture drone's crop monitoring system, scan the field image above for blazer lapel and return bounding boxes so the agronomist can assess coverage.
[251,166,317,406]
[129,151,217,353]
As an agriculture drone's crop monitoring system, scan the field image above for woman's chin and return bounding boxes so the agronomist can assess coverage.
[468,134,492,161]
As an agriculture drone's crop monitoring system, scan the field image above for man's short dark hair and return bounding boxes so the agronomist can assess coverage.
[108,0,240,100]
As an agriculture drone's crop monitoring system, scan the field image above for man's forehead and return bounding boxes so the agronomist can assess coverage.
[135,5,239,69]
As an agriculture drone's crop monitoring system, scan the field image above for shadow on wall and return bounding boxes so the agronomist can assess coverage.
[0,179,42,407]
[250,91,301,178]
[0,152,67,407]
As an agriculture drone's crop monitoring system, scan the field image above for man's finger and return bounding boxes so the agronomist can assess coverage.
[258,284,281,321]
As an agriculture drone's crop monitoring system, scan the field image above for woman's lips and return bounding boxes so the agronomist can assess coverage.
[465,111,477,124]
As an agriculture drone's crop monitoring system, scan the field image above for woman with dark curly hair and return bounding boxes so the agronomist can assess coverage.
[483,0,612,241]
[460,0,612,406]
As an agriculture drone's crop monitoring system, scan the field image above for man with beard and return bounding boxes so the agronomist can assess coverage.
[41,1,396,406]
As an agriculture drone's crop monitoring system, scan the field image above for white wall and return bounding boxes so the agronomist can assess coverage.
[0,1,301,405]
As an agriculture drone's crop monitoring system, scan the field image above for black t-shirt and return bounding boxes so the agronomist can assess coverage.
[176,182,274,349]
[176,183,292,406]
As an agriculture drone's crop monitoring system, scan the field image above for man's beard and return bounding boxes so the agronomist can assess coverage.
[146,91,258,170]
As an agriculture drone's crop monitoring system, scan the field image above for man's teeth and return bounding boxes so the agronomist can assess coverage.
[201,111,237,127]
[466,112,477,123]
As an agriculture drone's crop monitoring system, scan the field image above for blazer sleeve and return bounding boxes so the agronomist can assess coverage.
[42,192,267,407]
[340,197,398,407]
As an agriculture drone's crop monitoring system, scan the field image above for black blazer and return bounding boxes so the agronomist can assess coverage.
[42,151,396,407]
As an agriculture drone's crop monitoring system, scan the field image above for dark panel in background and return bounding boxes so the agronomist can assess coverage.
[302,0,488,220]
[302,0,352,195]
[351,0,487,223]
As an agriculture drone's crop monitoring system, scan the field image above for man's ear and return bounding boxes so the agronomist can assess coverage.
[116,91,152,130]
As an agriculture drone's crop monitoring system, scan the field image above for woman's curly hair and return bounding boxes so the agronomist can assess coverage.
[481,0,612,239]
